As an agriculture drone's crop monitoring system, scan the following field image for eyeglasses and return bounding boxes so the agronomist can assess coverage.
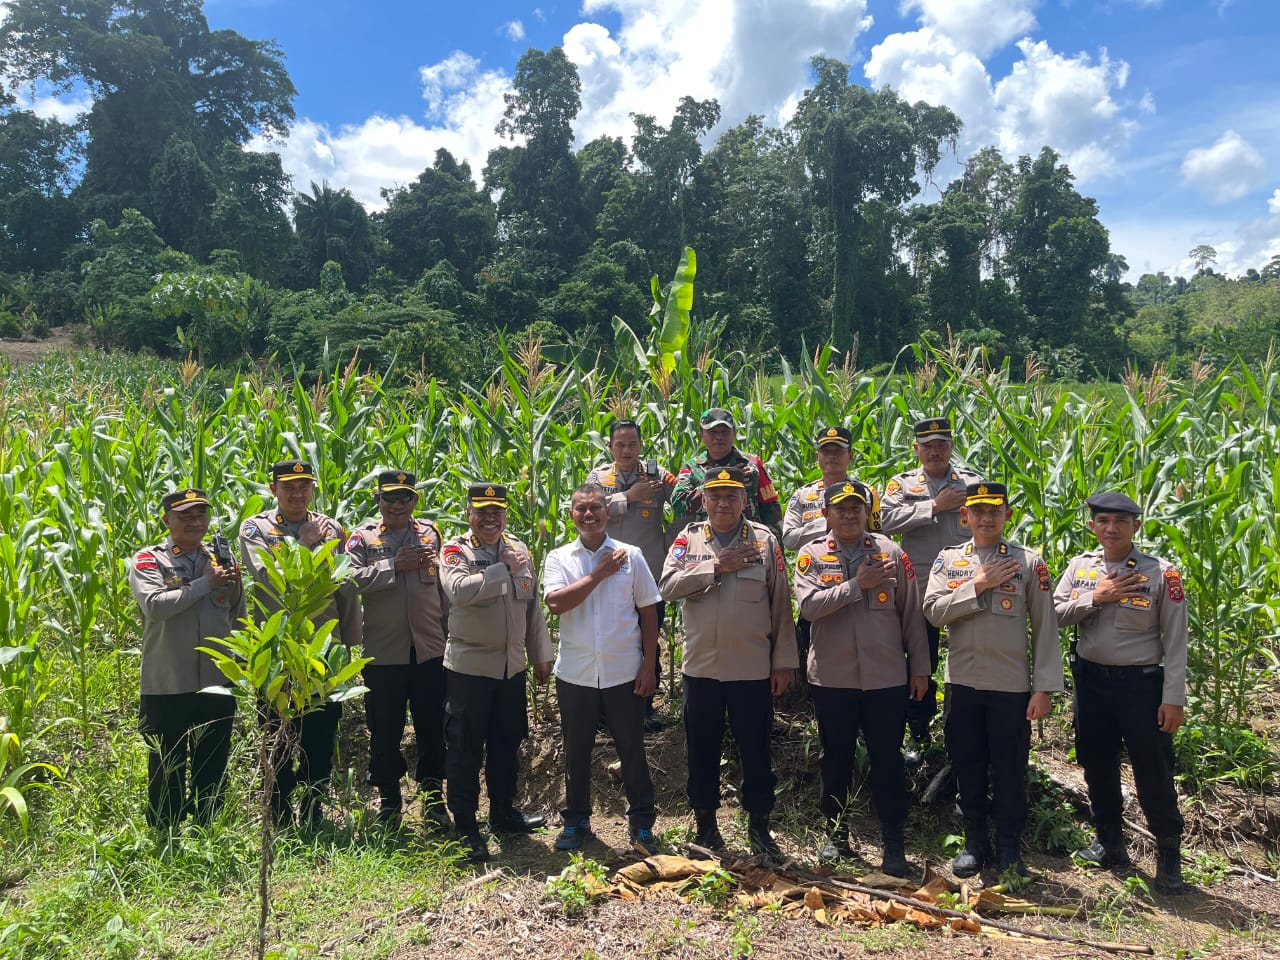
[380,491,415,504]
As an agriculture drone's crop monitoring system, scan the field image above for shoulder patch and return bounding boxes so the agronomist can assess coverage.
[240,521,258,538]
[1036,560,1051,592]
[885,478,901,495]
[134,551,159,571]
[345,534,362,553]
[902,554,916,580]
[932,556,945,574]
[671,536,688,561]
[797,554,812,575]
[775,544,785,573]
[1164,567,1184,602]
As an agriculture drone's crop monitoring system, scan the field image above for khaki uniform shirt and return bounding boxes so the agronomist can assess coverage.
[781,477,883,550]
[793,532,928,690]
[924,539,1064,694]
[1054,548,1188,706]
[239,508,363,644]
[671,448,783,539]
[129,538,246,695]
[345,517,449,665]
[439,532,553,680]
[880,464,984,573]
[658,519,798,681]
[585,459,674,577]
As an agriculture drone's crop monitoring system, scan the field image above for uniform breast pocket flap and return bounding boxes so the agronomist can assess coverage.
[1115,600,1154,631]
[735,562,768,601]
[514,576,535,600]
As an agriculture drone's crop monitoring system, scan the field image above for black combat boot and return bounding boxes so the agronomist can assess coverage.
[692,809,725,850]
[748,813,783,861]
[995,838,1028,878]
[951,821,990,878]
[420,780,451,833]
[880,824,911,879]
[1075,825,1131,871]
[375,784,402,827]
[1154,841,1186,895]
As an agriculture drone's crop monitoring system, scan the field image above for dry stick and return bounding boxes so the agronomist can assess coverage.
[791,869,1154,956]
[318,868,504,955]
[920,761,954,806]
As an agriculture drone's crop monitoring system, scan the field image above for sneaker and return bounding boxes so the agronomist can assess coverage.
[630,826,659,855]
[554,818,592,851]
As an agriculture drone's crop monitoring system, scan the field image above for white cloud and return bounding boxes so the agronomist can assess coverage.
[866,29,1139,182]
[503,20,525,42]
[1180,130,1267,204]
[900,0,1038,58]
[28,91,93,123]
[1269,189,1280,215]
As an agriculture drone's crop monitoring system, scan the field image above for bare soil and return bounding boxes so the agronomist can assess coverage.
[0,326,83,364]
[333,679,1279,960]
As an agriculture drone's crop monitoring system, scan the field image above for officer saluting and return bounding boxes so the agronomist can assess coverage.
[129,487,243,830]
[1054,492,1188,894]
[781,426,882,551]
[439,483,553,863]
[240,459,362,828]
[881,416,983,764]
[924,482,1063,878]
[660,466,798,860]
[792,479,928,876]
[346,470,450,829]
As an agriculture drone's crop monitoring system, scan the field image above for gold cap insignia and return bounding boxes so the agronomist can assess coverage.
[931,421,941,431]
[293,462,304,473]
[183,489,198,501]
[842,483,854,495]
[396,472,407,483]
[977,484,988,495]
[718,470,730,480]
[826,428,838,437]
[485,486,496,497]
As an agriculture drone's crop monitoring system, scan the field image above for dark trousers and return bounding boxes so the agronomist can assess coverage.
[364,653,446,789]
[264,701,342,813]
[139,692,236,829]
[944,683,1031,845]
[904,621,941,736]
[811,684,908,837]
[557,678,655,828]
[444,670,528,825]
[683,674,775,816]
[1073,660,1183,841]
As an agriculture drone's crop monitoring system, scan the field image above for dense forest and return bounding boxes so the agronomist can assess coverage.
[2,0,1278,381]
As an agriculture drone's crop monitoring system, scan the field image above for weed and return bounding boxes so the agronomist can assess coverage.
[681,867,736,908]
[1183,851,1231,886]
[727,907,759,959]
[545,853,609,918]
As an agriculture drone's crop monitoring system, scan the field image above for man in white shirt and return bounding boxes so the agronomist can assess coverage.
[544,482,662,854]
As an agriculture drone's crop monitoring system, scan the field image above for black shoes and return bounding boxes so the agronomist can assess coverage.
[747,813,783,861]
[456,827,490,864]
[881,838,912,879]
[643,701,667,733]
[952,825,990,878]
[1154,845,1186,895]
[692,809,726,850]
[996,842,1028,878]
[1075,831,1132,871]
[489,806,546,833]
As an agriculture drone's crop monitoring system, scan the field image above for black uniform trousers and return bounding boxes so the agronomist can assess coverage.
[363,652,446,789]
[683,674,775,816]
[443,669,528,826]
[1072,659,1183,841]
[557,677,655,828]
[904,621,941,737]
[264,700,342,813]
[811,684,908,838]
[139,692,236,829]
[944,683,1031,845]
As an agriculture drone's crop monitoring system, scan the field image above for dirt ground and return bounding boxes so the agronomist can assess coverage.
[332,681,1280,960]
[0,326,83,364]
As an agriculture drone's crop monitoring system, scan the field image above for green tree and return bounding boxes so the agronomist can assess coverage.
[0,102,81,273]
[149,136,217,257]
[378,148,495,283]
[0,0,295,226]
[209,143,293,281]
[292,181,374,290]
[791,56,960,361]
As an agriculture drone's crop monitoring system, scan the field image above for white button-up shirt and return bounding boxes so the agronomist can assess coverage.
[543,534,662,689]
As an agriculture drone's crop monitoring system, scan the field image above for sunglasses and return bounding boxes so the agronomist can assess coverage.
[380,491,416,504]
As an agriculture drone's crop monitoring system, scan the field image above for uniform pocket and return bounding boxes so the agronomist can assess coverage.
[514,577,535,600]
[1115,600,1155,632]
[734,562,768,602]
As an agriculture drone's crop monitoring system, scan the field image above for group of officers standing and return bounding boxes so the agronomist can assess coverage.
[128,408,1189,894]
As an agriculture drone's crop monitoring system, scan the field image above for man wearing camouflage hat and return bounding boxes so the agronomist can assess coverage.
[793,479,929,876]
[924,482,1062,879]
[240,459,362,828]
[439,482,553,863]
[660,466,797,860]
[129,487,243,830]
[881,416,983,763]
[346,470,450,829]
[1054,492,1188,894]
[671,407,783,540]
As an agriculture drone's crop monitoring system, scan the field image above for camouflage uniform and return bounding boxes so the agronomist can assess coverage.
[671,448,782,539]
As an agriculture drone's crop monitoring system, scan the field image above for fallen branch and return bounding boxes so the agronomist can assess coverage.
[920,762,954,806]
[791,869,1154,956]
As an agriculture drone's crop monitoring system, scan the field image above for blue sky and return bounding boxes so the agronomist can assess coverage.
[16,0,1280,279]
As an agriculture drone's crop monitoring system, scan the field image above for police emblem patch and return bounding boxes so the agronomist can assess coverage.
[797,554,812,574]
[876,591,889,604]
[1000,597,1014,611]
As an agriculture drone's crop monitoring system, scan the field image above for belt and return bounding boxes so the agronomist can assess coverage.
[1072,657,1161,681]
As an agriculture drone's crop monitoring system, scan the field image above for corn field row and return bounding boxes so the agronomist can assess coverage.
[1,338,1277,837]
